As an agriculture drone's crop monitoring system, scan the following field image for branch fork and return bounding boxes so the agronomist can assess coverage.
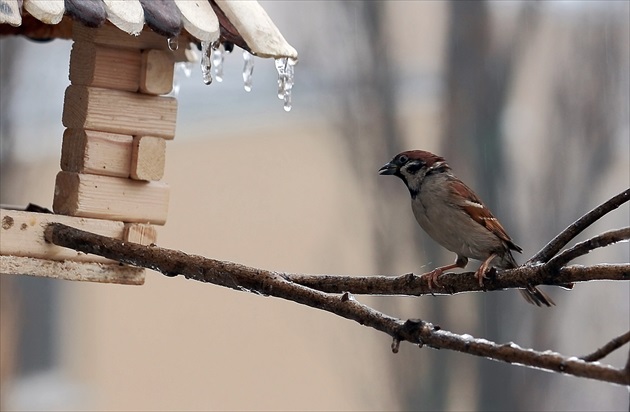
[42,189,630,386]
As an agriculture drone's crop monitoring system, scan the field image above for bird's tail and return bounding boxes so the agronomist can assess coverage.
[502,252,555,307]
[519,286,555,307]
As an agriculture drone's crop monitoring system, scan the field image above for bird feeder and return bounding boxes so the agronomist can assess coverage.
[0,0,297,285]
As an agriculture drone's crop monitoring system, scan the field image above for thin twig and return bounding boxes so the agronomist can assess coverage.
[546,228,630,270]
[44,223,630,386]
[528,188,630,264]
[580,331,630,362]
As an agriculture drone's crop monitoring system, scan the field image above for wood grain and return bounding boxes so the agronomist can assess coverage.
[130,136,166,181]
[0,209,123,263]
[70,42,142,92]
[74,19,168,49]
[0,255,145,285]
[53,171,170,224]
[61,129,133,178]
[123,223,158,245]
[63,85,178,139]
[139,49,175,95]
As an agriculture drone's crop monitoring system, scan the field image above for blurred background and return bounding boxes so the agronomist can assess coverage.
[1,1,629,410]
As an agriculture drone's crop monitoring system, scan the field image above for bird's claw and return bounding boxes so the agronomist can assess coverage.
[420,268,442,289]
[474,266,494,287]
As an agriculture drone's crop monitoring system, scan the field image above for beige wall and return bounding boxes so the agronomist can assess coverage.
[54,117,406,411]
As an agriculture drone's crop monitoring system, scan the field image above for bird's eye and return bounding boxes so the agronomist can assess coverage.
[398,154,409,163]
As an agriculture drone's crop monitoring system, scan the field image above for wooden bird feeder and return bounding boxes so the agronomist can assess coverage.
[0,0,297,285]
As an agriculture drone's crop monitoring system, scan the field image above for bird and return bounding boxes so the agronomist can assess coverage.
[378,150,554,307]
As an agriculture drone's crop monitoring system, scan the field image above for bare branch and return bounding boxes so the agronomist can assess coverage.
[580,331,630,362]
[287,264,628,296]
[412,323,629,386]
[528,188,630,264]
[43,223,628,298]
[44,223,630,386]
[546,228,630,269]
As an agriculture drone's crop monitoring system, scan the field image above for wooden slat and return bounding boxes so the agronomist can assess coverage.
[69,42,142,92]
[0,256,145,285]
[63,85,178,139]
[73,19,168,50]
[61,129,134,178]
[73,21,193,62]
[0,0,21,26]
[130,136,166,181]
[214,0,298,59]
[65,0,107,28]
[174,0,219,42]
[102,0,145,35]
[0,209,123,263]
[123,223,157,245]
[23,0,65,25]
[138,0,182,39]
[139,49,175,95]
[53,172,170,225]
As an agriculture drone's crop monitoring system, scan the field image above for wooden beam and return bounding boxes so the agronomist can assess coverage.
[73,19,170,50]
[72,21,191,62]
[0,209,123,263]
[63,85,178,139]
[69,42,142,92]
[0,256,145,285]
[61,129,133,178]
[130,136,166,181]
[123,223,158,245]
[53,172,170,224]
[139,49,175,95]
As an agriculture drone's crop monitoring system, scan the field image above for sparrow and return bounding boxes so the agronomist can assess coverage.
[378,150,554,307]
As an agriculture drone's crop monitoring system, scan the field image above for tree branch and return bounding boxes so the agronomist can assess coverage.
[286,264,628,296]
[44,223,630,386]
[528,188,630,264]
[546,228,630,270]
[580,331,630,362]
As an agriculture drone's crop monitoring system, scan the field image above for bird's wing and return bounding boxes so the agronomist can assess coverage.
[449,179,523,253]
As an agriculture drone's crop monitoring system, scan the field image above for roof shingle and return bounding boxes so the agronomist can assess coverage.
[0,0,297,60]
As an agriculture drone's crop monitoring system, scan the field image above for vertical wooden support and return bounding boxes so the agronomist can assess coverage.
[49,23,179,270]
[139,49,175,95]
[123,223,158,245]
[130,136,166,181]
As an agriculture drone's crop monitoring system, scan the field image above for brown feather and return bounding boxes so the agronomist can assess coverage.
[449,180,522,253]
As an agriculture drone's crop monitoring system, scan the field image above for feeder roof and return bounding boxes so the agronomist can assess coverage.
[0,0,297,60]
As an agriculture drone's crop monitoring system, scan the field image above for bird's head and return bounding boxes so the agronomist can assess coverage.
[378,150,450,196]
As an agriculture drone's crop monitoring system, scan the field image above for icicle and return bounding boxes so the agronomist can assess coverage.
[275,57,297,112]
[275,57,288,99]
[242,51,254,92]
[200,41,213,85]
[212,42,225,83]
[167,37,179,51]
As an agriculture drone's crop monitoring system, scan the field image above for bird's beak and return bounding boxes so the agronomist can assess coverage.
[378,161,398,175]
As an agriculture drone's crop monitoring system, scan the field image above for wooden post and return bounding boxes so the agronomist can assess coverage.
[55,22,177,234]
[3,23,182,283]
